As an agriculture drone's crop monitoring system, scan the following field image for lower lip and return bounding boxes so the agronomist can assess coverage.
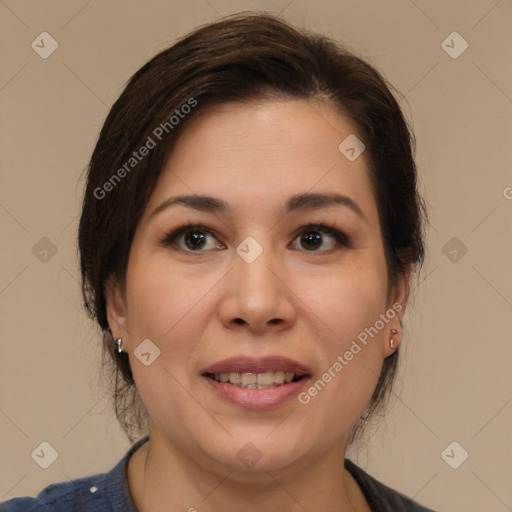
[203,376,309,410]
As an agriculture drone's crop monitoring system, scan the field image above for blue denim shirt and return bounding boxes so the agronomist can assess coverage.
[0,435,435,511]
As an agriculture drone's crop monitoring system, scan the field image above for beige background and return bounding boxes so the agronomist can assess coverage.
[1,1,511,511]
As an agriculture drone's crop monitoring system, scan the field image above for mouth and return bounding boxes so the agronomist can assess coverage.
[200,356,312,409]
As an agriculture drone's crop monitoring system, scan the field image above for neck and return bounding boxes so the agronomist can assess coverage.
[127,428,370,512]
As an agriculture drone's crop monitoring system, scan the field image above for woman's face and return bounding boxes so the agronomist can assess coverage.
[107,99,406,477]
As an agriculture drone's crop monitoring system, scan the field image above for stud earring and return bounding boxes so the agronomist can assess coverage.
[115,338,123,353]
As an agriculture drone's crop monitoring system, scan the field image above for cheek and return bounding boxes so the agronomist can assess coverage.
[293,255,388,418]
[304,253,388,341]
[122,256,218,432]
[124,253,216,342]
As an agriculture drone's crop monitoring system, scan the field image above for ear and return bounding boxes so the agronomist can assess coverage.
[390,265,411,319]
[383,265,411,356]
[104,276,128,341]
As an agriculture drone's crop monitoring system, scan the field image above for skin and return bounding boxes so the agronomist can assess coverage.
[106,98,408,511]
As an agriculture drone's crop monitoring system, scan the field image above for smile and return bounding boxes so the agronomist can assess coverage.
[201,356,312,409]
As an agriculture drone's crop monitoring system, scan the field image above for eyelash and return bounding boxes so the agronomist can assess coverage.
[159,222,350,253]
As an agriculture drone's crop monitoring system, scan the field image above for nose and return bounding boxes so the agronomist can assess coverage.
[218,243,297,335]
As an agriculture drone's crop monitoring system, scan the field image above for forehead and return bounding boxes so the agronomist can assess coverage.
[144,99,378,223]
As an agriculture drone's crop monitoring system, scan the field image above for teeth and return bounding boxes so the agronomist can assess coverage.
[211,370,303,389]
[241,372,257,386]
[274,371,285,384]
[257,371,274,385]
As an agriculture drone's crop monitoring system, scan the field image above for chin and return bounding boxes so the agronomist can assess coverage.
[200,429,311,479]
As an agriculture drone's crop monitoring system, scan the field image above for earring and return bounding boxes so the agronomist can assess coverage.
[390,329,398,350]
[115,338,123,353]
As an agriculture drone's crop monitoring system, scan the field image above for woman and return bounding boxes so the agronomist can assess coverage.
[1,12,435,512]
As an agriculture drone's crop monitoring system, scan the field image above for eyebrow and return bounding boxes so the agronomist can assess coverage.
[150,192,366,220]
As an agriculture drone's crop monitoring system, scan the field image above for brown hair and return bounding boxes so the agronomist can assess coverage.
[78,12,426,444]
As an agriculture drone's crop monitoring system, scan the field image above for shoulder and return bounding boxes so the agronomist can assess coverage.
[0,473,108,512]
[345,459,437,512]
[0,436,148,512]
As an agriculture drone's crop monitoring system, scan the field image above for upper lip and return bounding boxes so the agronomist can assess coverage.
[201,356,312,376]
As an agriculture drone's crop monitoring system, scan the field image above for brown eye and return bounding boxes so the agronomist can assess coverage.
[300,231,324,250]
[183,230,209,250]
[292,224,350,252]
[160,224,224,252]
